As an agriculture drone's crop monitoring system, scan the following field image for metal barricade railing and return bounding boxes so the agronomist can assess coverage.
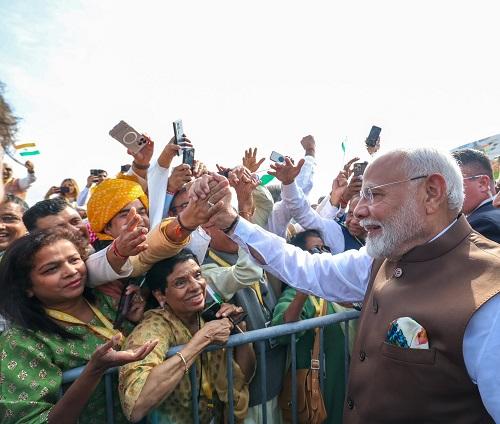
[61,310,360,424]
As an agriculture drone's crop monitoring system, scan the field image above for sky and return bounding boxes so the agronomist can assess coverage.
[1,0,499,206]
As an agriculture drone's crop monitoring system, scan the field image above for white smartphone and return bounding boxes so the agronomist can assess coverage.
[109,120,148,154]
[270,151,286,164]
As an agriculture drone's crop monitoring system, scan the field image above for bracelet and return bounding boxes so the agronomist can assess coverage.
[222,215,240,234]
[132,161,150,170]
[111,240,128,259]
[176,351,189,375]
[177,214,197,232]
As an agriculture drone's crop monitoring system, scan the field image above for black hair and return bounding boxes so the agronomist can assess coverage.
[23,197,72,231]
[452,148,494,181]
[289,229,323,251]
[145,249,199,292]
[0,227,94,339]
[2,193,29,213]
[267,184,282,203]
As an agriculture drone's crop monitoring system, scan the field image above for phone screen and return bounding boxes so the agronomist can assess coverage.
[183,148,195,168]
[353,161,368,177]
[366,126,382,147]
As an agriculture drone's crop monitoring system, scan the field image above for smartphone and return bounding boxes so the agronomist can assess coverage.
[90,169,100,176]
[270,151,286,164]
[201,301,221,322]
[183,148,195,169]
[59,186,70,194]
[114,288,133,330]
[120,164,131,173]
[366,125,382,147]
[353,161,368,177]
[109,120,148,154]
[173,119,184,156]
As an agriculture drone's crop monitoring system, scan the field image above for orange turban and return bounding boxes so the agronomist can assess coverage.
[87,178,148,240]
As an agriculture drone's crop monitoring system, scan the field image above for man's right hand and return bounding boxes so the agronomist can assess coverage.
[113,207,148,257]
[167,164,193,193]
[86,175,99,188]
[269,157,305,185]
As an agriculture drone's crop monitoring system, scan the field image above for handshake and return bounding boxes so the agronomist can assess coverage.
[184,172,241,233]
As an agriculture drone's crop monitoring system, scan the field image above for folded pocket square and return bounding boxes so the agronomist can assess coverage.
[386,317,429,349]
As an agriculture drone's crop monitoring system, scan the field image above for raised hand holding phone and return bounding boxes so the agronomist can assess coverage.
[269,156,305,185]
[109,120,149,154]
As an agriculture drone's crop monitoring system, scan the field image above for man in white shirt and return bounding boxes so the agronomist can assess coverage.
[191,146,500,422]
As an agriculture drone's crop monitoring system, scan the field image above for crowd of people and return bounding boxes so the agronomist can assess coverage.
[0,83,499,424]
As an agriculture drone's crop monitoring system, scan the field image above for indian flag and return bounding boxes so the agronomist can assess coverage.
[15,142,40,157]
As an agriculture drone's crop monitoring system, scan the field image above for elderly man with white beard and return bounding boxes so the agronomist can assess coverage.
[190,147,500,424]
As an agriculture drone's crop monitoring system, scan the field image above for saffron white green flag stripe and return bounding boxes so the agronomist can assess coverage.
[15,142,40,157]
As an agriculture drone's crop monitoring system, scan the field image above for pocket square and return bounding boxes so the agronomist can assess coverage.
[386,317,429,349]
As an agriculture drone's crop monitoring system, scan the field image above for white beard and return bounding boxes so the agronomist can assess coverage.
[361,196,425,258]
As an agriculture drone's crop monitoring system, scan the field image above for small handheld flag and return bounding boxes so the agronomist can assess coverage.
[15,142,40,157]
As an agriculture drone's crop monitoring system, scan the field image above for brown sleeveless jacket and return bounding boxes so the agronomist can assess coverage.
[344,215,500,423]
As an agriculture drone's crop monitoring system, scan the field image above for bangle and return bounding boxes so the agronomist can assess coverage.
[177,214,197,232]
[222,215,240,234]
[176,351,189,375]
[132,161,149,170]
[111,240,127,259]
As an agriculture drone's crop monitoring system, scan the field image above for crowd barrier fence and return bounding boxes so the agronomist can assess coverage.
[61,309,361,424]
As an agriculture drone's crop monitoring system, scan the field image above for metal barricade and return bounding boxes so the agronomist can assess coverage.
[61,310,360,424]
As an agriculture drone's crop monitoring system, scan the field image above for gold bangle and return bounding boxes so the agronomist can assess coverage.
[176,351,189,375]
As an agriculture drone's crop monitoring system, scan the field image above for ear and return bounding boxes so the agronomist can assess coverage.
[152,289,167,308]
[423,174,447,214]
[478,175,493,194]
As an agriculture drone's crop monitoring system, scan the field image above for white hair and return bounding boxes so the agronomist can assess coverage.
[386,147,464,214]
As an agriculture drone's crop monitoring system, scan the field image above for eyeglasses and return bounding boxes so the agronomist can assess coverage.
[308,245,331,254]
[360,175,428,204]
[463,174,487,181]
[170,201,189,215]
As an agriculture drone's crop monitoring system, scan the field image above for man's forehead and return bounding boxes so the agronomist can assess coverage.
[363,153,406,186]
[0,202,23,215]
[36,207,79,229]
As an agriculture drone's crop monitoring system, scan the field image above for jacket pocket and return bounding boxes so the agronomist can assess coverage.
[380,341,436,365]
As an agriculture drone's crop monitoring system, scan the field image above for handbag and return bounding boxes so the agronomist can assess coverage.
[278,298,328,424]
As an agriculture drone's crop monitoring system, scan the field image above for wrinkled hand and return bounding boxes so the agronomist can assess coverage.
[343,176,363,203]
[198,318,233,345]
[113,207,148,257]
[343,157,360,177]
[179,176,228,228]
[87,333,157,375]
[192,160,208,178]
[25,160,35,173]
[230,167,259,212]
[300,135,316,155]
[242,148,265,173]
[125,286,146,323]
[158,137,193,169]
[128,135,154,167]
[330,171,348,205]
[188,173,238,229]
[269,157,305,185]
[167,164,193,193]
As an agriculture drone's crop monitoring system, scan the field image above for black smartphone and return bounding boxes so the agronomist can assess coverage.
[183,148,195,169]
[173,120,184,156]
[90,169,100,176]
[201,301,221,322]
[366,126,382,147]
[353,161,368,177]
[114,288,133,330]
[59,186,70,194]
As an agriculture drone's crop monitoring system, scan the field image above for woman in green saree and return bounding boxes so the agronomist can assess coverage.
[0,228,157,423]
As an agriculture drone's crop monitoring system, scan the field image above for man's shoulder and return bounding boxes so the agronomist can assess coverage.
[469,201,500,222]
